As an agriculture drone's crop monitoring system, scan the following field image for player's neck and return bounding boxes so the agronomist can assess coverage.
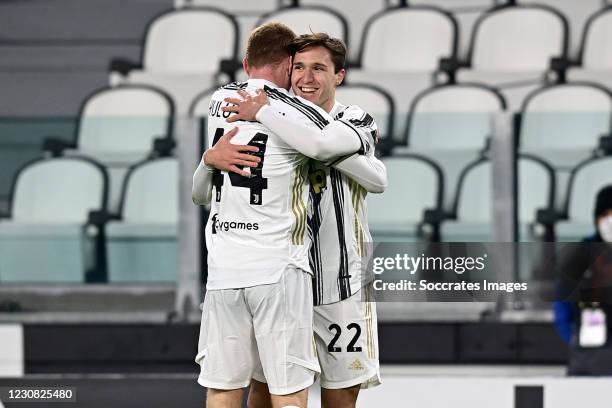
[248,68,287,90]
[322,99,335,114]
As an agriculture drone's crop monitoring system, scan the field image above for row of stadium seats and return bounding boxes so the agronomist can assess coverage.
[367,154,612,243]
[1,1,611,284]
[175,0,612,59]
[2,150,606,283]
[31,78,610,215]
[0,157,178,283]
[5,1,612,118]
[107,3,612,137]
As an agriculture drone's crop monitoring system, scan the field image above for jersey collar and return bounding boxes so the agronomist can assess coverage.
[329,100,346,118]
[247,78,285,90]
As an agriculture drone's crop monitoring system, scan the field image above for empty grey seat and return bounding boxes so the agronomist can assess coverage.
[0,157,107,283]
[567,7,612,89]
[349,5,458,138]
[396,83,506,209]
[335,83,395,140]
[519,83,612,161]
[70,85,174,161]
[518,82,612,209]
[141,8,239,74]
[456,4,568,111]
[367,154,443,242]
[400,0,497,57]
[55,85,174,212]
[106,158,179,283]
[404,83,506,150]
[441,156,555,242]
[176,0,278,13]
[519,0,602,57]
[256,6,348,46]
[556,157,612,241]
[293,0,387,60]
[404,0,495,8]
[175,0,278,58]
[114,8,240,113]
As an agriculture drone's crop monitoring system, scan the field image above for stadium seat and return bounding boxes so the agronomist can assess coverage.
[348,5,459,139]
[453,3,569,111]
[335,83,395,141]
[567,7,612,89]
[0,157,107,283]
[111,7,240,113]
[518,82,612,209]
[359,6,457,73]
[295,0,387,61]
[106,158,178,283]
[45,85,175,212]
[175,0,278,55]
[555,156,612,241]
[440,155,555,242]
[405,0,495,7]
[404,83,506,150]
[519,82,611,162]
[176,0,278,13]
[255,6,349,47]
[367,153,443,242]
[396,83,506,209]
[402,0,497,57]
[519,0,603,58]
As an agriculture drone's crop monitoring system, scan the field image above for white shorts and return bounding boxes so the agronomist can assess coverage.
[313,286,381,390]
[195,267,320,395]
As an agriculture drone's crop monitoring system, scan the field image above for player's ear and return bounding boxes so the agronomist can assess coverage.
[335,68,346,87]
[243,57,250,75]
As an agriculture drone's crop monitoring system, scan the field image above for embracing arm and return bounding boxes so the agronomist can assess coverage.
[191,127,261,205]
[192,163,214,205]
[255,104,363,161]
[223,89,368,161]
[333,153,387,194]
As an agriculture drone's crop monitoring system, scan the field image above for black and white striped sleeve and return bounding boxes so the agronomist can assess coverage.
[254,87,363,161]
[334,105,378,156]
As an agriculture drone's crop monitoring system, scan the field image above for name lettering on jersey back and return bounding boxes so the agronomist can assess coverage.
[209,99,233,119]
[211,213,259,234]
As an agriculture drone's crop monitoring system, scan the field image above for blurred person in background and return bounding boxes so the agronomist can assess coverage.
[554,185,612,375]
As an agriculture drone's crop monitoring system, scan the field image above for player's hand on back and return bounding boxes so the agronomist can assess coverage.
[223,89,269,123]
[203,127,260,177]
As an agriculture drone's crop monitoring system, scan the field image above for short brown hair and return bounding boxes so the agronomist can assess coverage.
[288,33,347,73]
[245,22,296,68]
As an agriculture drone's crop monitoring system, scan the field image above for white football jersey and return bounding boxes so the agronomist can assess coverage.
[309,101,378,305]
[205,79,323,289]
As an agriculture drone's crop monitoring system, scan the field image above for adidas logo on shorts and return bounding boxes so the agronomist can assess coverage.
[349,358,365,371]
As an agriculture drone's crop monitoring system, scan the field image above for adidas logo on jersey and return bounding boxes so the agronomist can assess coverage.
[348,358,365,371]
[211,213,259,234]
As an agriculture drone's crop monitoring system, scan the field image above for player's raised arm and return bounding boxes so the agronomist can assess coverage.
[223,89,367,161]
[332,154,388,194]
